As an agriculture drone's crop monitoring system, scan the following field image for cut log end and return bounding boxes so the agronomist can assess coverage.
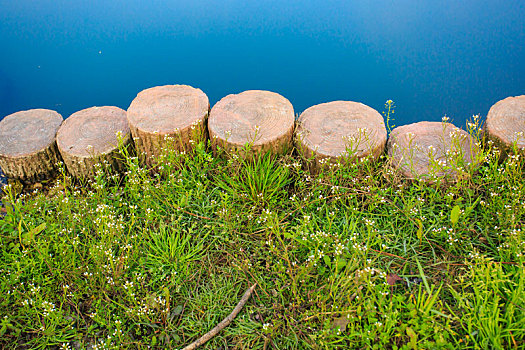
[56,106,130,179]
[485,95,525,153]
[0,109,63,182]
[295,101,387,171]
[127,85,210,166]
[208,90,295,158]
[387,121,479,181]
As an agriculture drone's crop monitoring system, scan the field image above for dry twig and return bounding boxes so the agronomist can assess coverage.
[182,284,257,350]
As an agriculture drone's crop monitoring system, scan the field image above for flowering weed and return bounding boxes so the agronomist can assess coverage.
[0,117,523,349]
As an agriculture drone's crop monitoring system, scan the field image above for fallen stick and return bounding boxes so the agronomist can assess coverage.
[182,284,257,350]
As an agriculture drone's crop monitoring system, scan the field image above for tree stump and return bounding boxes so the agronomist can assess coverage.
[0,167,6,191]
[127,85,210,166]
[208,90,295,157]
[56,106,131,178]
[0,109,63,182]
[387,121,479,181]
[295,101,387,170]
[485,95,525,153]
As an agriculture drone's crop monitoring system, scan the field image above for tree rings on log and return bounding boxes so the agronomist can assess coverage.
[127,85,210,166]
[208,90,295,157]
[56,106,130,178]
[295,101,387,170]
[0,109,63,182]
[485,95,525,153]
[387,121,479,181]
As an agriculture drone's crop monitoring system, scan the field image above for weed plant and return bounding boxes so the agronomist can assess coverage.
[0,116,523,349]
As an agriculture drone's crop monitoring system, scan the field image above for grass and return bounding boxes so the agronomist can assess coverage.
[0,117,524,350]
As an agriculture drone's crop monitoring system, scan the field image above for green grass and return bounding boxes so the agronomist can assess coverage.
[0,120,524,349]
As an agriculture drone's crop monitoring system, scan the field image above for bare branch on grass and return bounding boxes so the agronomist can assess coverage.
[182,284,257,350]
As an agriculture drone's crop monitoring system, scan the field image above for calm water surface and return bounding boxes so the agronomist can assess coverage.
[1,0,524,127]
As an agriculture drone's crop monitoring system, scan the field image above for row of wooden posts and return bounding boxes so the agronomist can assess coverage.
[0,85,523,184]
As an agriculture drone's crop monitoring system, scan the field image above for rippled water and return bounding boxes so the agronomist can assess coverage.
[1,0,524,127]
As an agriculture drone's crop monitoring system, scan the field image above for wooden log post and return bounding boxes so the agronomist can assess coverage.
[295,101,387,170]
[208,90,295,157]
[126,85,210,166]
[485,95,525,154]
[0,109,63,182]
[387,121,479,181]
[56,106,131,179]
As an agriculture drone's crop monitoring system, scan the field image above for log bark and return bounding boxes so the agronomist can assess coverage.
[295,101,387,171]
[0,109,63,183]
[208,90,295,158]
[56,106,130,179]
[126,85,210,166]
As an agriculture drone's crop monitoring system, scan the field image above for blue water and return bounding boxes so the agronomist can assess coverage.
[1,0,524,128]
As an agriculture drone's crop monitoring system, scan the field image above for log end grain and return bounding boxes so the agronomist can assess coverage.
[295,101,387,169]
[127,85,210,165]
[485,95,525,153]
[208,90,295,157]
[0,109,63,182]
[56,106,130,178]
[387,121,479,181]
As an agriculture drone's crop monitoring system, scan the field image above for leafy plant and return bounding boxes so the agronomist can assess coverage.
[0,116,523,349]
[215,152,292,206]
